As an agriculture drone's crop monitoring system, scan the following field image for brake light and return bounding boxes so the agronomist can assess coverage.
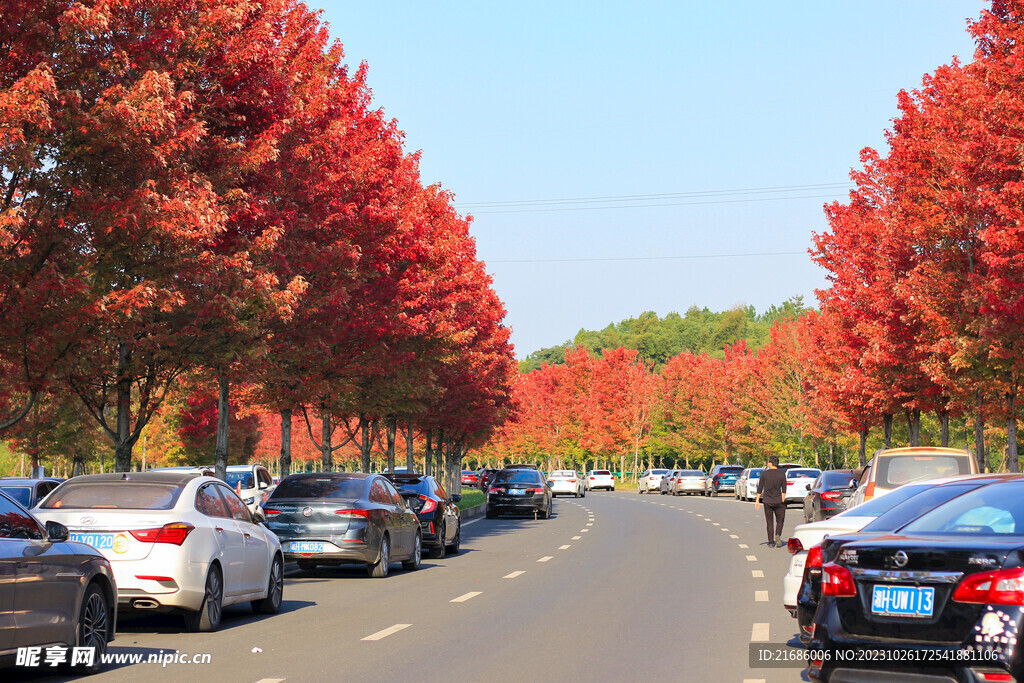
[263,508,282,517]
[806,544,823,569]
[526,487,545,493]
[589,477,595,480]
[334,509,370,517]
[787,538,803,554]
[136,575,175,582]
[864,482,875,499]
[954,567,1024,605]
[130,522,195,546]
[821,563,856,597]
[787,481,794,486]
[979,674,1013,682]
[418,496,437,514]
[490,487,507,494]
[568,479,576,483]
[821,491,842,501]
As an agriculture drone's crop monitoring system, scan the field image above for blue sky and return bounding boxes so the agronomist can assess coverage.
[314,1,987,357]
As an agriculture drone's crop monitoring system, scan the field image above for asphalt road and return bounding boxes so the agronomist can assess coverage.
[13,489,809,683]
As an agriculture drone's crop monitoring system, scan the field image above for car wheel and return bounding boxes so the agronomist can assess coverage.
[429,523,447,559]
[184,564,223,632]
[581,488,586,498]
[252,554,284,614]
[538,506,549,520]
[69,582,110,674]
[485,508,497,519]
[297,560,317,571]
[402,533,421,571]
[446,523,461,554]
[368,534,391,578]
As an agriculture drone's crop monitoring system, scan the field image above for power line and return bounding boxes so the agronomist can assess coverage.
[464,192,848,215]
[490,250,807,264]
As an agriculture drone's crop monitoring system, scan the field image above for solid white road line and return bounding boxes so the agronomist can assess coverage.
[462,517,484,527]
[362,624,412,641]
[743,679,767,683]
[746,555,758,562]
[503,571,525,579]
[451,592,482,603]
[755,591,769,602]
[253,680,286,683]
[559,545,571,550]
[752,570,764,578]
[538,556,553,562]
[751,623,770,642]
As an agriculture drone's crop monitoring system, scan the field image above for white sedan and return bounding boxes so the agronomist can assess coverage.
[34,472,283,632]
[783,468,821,504]
[585,470,615,491]
[549,470,585,498]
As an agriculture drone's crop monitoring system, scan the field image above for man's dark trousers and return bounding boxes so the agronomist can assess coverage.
[763,501,786,544]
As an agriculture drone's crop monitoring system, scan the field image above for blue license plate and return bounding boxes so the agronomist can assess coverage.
[69,532,116,550]
[290,541,324,553]
[871,584,935,617]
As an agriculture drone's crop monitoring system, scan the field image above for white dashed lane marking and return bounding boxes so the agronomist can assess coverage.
[538,556,553,562]
[739,543,749,548]
[572,535,581,539]
[451,592,482,603]
[503,571,524,579]
[362,624,412,641]
[752,570,764,578]
[746,555,757,562]
[559,545,571,550]
[751,623,770,642]
[755,591,769,602]
[730,535,739,539]
[581,529,589,533]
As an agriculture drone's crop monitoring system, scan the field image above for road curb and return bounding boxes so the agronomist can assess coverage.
[460,502,486,521]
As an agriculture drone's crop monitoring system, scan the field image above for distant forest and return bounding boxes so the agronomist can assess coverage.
[519,297,812,373]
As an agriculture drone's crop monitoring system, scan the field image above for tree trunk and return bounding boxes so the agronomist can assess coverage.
[829,440,836,469]
[360,414,372,473]
[882,413,893,449]
[424,430,432,476]
[975,389,987,473]
[858,425,868,468]
[1007,391,1019,473]
[939,410,949,448]
[320,408,333,472]
[436,429,444,481]
[214,375,230,481]
[115,342,133,472]
[279,408,292,477]
[406,423,415,473]
[385,416,397,473]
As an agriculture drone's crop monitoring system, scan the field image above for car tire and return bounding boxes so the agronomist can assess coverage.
[485,508,497,519]
[429,524,447,559]
[538,506,549,520]
[581,488,586,498]
[368,534,391,578]
[297,560,317,571]
[252,554,284,615]
[446,524,461,554]
[402,533,421,571]
[68,582,110,674]
[184,564,223,632]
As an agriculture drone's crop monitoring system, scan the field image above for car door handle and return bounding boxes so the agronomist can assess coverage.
[215,526,224,533]
[243,532,252,540]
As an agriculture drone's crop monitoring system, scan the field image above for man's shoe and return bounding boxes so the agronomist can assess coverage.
[776,540,785,548]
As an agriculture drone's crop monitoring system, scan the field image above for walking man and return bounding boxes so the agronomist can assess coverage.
[754,456,786,547]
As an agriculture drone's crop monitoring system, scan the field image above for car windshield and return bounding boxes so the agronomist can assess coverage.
[859,481,993,533]
[41,482,183,510]
[835,482,935,519]
[225,472,255,489]
[749,469,763,478]
[551,471,576,478]
[899,481,1024,535]
[787,469,820,478]
[651,469,669,475]
[592,470,611,475]
[0,486,31,507]
[877,454,971,488]
[493,470,544,484]
[269,476,365,500]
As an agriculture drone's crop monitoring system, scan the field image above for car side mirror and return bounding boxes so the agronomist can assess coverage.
[252,508,267,524]
[451,494,462,503]
[849,480,858,489]
[259,481,269,490]
[45,520,69,542]
[547,481,553,488]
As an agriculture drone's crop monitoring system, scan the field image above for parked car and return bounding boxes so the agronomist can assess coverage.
[794,474,1022,646]
[809,475,1024,682]
[0,489,117,673]
[479,468,500,491]
[506,463,539,469]
[585,470,615,491]
[734,468,763,501]
[659,470,681,494]
[0,476,62,509]
[460,470,479,487]
[802,469,855,522]
[486,468,552,519]
[637,469,669,494]
[670,470,706,496]
[549,470,585,498]
[783,467,821,506]
[704,465,743,496]
[151,464,275,515]
[264,472,421,578]
[846,446,977,508]
[34,472,283,632]
[385,473,461,559]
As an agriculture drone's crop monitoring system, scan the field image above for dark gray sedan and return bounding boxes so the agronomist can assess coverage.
[263,473,421,578]
[0,489,116,673]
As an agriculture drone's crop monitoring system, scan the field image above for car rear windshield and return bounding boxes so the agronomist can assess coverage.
[651,469,669,475]
[493,470,544,484]
[836,482,935,519]
[41,482,183,510]
[551,471,576,477]
[899,481,1024,535]
[749,469,763,478]
[679,470,704,477]
[0,486,31,507]
[860,481,992,533]
[823,471,855,487]
[718,467,742,474]
[877,455,971,488]
[269,476,365,500]
[591,470,611,475]
[787,469,820,478]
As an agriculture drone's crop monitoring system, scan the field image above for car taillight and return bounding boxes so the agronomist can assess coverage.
[953,567,1024,605]
[821,491,842,501]
[418,496,437,514]
[334,509,370,517]
[130,522,195,545]
[978,673,1013,682]
[821,562,856,597]
[490,487,506,494]
[806,544,823,569]
[787,481,794,486]
[263,508,282,516]
[589,477,595,480]
[526,487,545,493]
[787,538,803,554]
[863,481,875,499]
[567,479,576,483]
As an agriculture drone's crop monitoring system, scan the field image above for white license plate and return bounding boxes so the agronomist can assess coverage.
[871,584,935,618]
[290,541,324,553]
[509,488,524,495]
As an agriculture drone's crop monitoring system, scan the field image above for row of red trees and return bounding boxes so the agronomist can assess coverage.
[486,1,1024,473]
[0,0,516,489]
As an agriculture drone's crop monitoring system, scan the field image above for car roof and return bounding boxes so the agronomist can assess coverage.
[870,446,972,459]
[64,472,208,486]
[0,477,63,483]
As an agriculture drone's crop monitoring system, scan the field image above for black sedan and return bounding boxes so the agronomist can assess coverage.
[264,473,421,578]
[385,473,462,558]
[0,489,116,673]
[795,474,1020,645]
[802,469,855,523]
[486,468,552,519]
[809,476,1024,682]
